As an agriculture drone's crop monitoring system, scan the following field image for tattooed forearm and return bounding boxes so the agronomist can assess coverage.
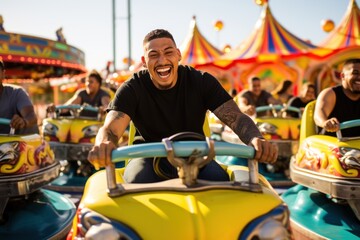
[233,114,263,144]
[107,129,120,145]
[213,99,262,145]
[215,105,237,127]
[95,110,129,146]
[213,100,240,129]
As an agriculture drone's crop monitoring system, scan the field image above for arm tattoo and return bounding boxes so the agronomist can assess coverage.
[213,100,263,145]
[105,111,127,145]
[115,111,126,119]
[107,129,119,145]
[233,114,263,145]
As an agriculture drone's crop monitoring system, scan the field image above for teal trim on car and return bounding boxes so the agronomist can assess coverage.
[282,185,360,239]
[0,189,76,240]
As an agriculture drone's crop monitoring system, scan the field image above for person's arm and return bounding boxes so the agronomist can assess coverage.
[213,99,278,164]
[238,95,255,116]
[314,88,339,132]
[285,97,299,118]
[101,95,111,108]
[10,88,38,130]
[286,97,296,107]
[99,95,111,116]
[11,105,38,130]
[88,110,131,169]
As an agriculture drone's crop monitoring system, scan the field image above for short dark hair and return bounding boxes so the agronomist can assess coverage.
[0,60,4,71]
[88,69,102,84]
[306,83,315,90]
[143,29,176,46]
[272,79,293,95]
[343,58,360,67]
[250,76,260,83]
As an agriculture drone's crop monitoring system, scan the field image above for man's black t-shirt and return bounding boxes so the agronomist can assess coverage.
[287,97,309,118]
[238,90,273,117]
[75,88,110,117]
[326,85,360,137]
[108,65,232,142]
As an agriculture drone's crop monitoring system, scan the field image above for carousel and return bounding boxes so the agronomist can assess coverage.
[0,19,86,80]
[0,17,87,120]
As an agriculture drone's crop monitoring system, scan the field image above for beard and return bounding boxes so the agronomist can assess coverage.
[348,81,360,94]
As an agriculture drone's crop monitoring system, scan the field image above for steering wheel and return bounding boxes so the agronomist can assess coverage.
[53,104,101,120]
[320,119,360,139]
[256,104,301,118]
[159,132,213,185]
[167,132,205,141]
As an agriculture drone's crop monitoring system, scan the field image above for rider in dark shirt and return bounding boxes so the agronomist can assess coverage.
[314,58,360,137]
[287,83,316,118]
[47,70,111,117]
[0,60,38,134]
[88,29,278,183]
[238,77,279,117]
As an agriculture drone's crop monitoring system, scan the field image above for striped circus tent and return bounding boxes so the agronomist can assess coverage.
[308,0,360,91]
[319,0,360,49]
[179,16,223,66]
[212,2,317,68]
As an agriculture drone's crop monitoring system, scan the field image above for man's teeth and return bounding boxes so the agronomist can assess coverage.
[157,67,170,72]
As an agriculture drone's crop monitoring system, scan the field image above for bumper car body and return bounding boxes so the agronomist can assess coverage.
[42,104,125,193]
[0,118,76,239]
[67,136,292,240]
[282,101,360,239]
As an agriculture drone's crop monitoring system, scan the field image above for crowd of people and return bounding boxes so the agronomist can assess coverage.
[1,29,360,182]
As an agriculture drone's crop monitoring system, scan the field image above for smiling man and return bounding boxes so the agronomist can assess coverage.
[314,58,360,137]
[88,29,278,183]
[46,70,111,117]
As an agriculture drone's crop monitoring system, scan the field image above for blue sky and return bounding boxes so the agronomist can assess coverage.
[2,0,355,72]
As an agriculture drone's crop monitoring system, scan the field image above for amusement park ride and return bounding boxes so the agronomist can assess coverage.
[0,21,86,80]
[2,0,360,238]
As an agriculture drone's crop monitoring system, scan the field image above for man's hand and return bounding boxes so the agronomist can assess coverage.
[10,114,27,129]
[88,110,131,170]
[249,137,278,164]
[98,106,107,117]
[322,117,340,132]
[243,105,256,116]
[46,104,56,113]
[88,140,117,170]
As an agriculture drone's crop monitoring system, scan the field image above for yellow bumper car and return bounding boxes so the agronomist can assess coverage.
[67,132,292,240]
